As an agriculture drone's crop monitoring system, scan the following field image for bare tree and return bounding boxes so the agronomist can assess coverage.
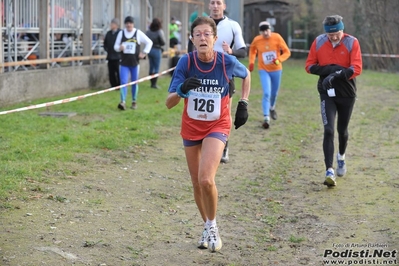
[287,0,398,71]
[354,0,399,70]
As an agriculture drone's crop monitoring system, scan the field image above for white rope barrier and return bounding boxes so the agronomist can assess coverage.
[290,48,399,58]
[0,67,175,116]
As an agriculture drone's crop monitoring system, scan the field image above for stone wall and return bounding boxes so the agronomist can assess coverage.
[0,58,171,108]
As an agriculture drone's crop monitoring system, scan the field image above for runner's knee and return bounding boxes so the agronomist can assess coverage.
[324,126,334,138]
[337,129,348,138]
[199,177,215,189]
[263,91,270,99]
[191,180,202,190]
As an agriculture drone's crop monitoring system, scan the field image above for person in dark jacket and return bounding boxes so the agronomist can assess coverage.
[104,18,121,88]
[146,18,166,89]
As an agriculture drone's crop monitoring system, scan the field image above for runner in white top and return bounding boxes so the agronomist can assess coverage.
[209,0,246,163]
[210,5,246,58]
[113,16,152,110]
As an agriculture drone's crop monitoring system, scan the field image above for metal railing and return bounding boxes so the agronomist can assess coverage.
[0,0,135,72]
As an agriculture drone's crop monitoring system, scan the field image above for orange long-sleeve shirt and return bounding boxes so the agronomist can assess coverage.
[249,32,291,72]
[305,33,362,97]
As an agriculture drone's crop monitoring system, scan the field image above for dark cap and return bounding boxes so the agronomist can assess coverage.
[124,16,134,24]
[259,21,271,31]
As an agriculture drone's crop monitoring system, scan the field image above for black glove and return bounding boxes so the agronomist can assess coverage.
[322,74,336,90]
[176,77,202,98]
[234,100,248,129]
[309,64,343,76]
[181,77,202,94]
[333,68,354,80]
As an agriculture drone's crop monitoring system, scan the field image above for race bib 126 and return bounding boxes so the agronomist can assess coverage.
[187,91,221,121]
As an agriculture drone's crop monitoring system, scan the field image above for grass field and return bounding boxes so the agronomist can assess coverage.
[0,59,397,201]
[0,74,183,200]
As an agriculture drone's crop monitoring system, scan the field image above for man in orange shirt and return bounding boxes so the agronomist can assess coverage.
[305,15,362,186]
[249,21,291,129]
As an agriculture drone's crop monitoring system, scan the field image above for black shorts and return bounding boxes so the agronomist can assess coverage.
[183,132,228,147]
[229,78,236,98]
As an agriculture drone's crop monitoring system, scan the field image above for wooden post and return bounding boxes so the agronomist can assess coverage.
[181,2,188,51]
[39,0,50,69]
[163,0,170,55]
[238,0,244,27]
[140,0,147,31]
[0,2,3,73]
[114,0,123,26]
[83,0,93,64]
[198,1,205,17]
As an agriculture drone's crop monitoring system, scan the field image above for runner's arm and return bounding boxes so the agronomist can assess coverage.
[166,55,189,109]
[113,31,123,52]
[240,69,251,101]
[305,40,342,76]
[309,64,344,76]
[166,93,181,109]
[349,38,362,79]
[223,43,246,58]
[248,38,257,65]
[331,39,362,80]
[278,35,291,63]
[231,23,247,58]
[231,47,246,58]
[137,30,153,54]
[232,59,251,100]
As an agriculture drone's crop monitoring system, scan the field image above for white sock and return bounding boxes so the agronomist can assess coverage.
[337,153,345,160]
[206,218,216,229]
[270,106,275,111]
[327,167,334,173]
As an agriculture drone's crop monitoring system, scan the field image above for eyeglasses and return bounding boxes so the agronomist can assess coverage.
[193,32,214,39]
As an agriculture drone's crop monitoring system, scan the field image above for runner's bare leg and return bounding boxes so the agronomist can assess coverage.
[198,137,225,220]
[184,137,225,221]
[185,145,207,222]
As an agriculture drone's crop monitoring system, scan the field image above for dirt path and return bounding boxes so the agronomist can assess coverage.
[1,75,398,266]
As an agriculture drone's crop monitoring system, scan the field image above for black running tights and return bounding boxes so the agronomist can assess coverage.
[107,60,120,88]
[320,94,356,169]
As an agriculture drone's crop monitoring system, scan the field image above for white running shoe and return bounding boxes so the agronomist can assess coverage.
[324,169,336,186]
[336,154,347,177]
[262,116,270,129]
[198,227,208,249]
[207,226,222,252]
